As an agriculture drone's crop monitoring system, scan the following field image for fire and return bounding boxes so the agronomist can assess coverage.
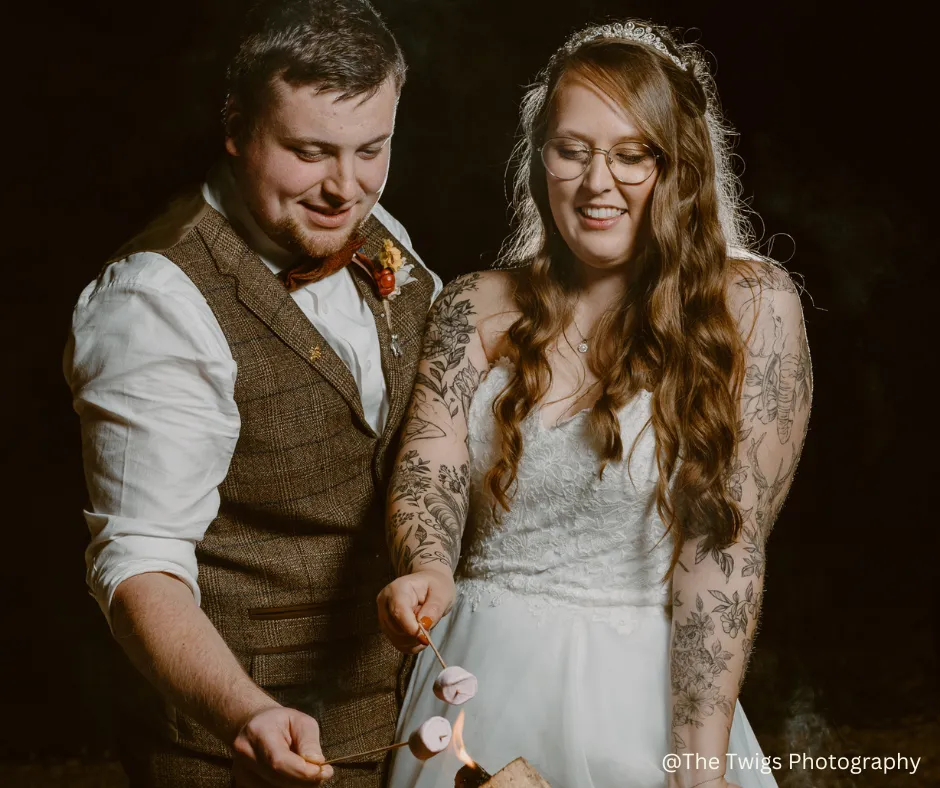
[451,710,476,768]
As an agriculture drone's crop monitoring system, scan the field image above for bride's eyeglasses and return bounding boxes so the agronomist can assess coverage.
[540,137,661,185]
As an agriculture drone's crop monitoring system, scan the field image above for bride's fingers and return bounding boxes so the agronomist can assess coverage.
[377,619,425,654]
[386,592,420,634]
[380,619,428,654]
[415,601,446,630]
[378,585,426,644]
[414,586,451,630]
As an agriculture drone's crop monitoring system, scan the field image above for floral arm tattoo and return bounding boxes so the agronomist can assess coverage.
[387,274,487,576]
[670,266,813,764]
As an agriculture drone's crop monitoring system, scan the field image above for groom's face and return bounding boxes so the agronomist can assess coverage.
[226,75,398,259]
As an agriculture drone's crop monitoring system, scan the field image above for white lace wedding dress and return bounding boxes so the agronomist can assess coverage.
[387,360,778,788]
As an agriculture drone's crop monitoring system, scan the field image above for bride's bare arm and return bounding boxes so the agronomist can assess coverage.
[668,264,812,788]
[379,272,507,651]
[388,272,491,574]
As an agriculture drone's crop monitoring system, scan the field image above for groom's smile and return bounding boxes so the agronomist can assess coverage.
[300,201,355,229]
[225,73,398,259]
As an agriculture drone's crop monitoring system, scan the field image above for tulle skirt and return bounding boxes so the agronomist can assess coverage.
[387,587,778,788]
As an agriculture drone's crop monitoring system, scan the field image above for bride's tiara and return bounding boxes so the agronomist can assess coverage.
[565,21,687,72]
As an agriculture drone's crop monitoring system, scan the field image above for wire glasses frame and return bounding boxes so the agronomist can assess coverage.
[539,137,662,185]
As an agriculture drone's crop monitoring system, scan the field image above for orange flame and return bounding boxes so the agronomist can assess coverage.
[450,710,476,768]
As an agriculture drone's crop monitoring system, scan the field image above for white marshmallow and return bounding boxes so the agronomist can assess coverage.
[408,716,452,760]
[433,666,478,705]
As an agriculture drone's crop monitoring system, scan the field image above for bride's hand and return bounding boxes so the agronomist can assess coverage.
[377,569,456,654]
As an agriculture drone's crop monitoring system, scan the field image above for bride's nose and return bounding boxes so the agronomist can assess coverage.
[581,151,615,194]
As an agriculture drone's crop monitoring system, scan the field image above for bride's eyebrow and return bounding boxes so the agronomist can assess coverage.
[551,128,645,144]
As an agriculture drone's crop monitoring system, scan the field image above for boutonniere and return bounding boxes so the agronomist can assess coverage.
[376,239,416,300]
[353,238,416,358]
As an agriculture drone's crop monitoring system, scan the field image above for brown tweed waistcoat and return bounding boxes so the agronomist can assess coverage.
[110,189,433,786]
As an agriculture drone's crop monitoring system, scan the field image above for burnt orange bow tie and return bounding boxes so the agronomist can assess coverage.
[279,234,366,293]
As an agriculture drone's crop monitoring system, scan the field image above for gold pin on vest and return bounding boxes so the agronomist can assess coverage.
[308,345,322,363]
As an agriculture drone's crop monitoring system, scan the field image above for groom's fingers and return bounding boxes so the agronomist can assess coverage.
[233,708,333,786]
[290,714,334,783]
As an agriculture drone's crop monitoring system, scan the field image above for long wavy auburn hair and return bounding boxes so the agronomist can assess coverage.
[486,21,757,579]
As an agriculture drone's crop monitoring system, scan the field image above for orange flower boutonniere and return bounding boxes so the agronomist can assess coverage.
[353,238,416,358]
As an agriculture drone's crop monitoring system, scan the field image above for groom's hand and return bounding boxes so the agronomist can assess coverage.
[232,706,334,786]
[377,569,456,654]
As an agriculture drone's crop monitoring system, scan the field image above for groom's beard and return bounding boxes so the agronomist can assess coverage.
[265,211,365,261]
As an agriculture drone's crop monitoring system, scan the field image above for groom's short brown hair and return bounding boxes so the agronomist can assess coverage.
[226,0,406,131]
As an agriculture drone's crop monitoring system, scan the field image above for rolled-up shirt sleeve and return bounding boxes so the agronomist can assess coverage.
[64,252,240,627]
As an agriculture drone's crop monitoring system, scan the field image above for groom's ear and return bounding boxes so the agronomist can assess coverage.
[224,95,246,157]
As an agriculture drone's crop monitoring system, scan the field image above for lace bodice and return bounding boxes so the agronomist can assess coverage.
[457,360,673,613]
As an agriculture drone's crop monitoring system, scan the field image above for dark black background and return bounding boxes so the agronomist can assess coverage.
[9,0,936,779]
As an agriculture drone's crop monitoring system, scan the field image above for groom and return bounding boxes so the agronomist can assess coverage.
[65,1,440,785]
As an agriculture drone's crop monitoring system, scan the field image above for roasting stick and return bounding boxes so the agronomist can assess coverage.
[306,717,452,767]
[306,741,408,766]
[417,616,448,670]
[418,616,479,706]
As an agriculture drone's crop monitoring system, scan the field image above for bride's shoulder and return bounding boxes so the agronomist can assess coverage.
[724,256,809,370]
[725,256,803,314]
[431,269,520,365]
[434,269,518,324]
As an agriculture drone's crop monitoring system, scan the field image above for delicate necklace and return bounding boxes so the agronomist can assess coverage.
[572,318,592,354]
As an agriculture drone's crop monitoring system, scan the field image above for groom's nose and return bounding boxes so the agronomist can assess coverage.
[321,155,360,206]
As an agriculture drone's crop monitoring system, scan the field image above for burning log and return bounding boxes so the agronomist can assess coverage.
[455,757,551,787]
[451,712,551,787]
[454,762,493,788]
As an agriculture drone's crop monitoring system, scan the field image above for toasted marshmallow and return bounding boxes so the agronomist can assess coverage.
[408,716,452,760]
[433,666,478,705]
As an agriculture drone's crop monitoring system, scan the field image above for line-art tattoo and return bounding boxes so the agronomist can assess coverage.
[388,274,484,576]
[417,273,481,415]
[390,512,433,576]
[452,365,483,423]
[695,539,735,582]
[709,581,757,638]
[727,456,748,502]
[671,593,734,752]
[748,433,797,538]
[401,389,447,442]
[740,508,763,579]
[740,298,812,445]
[390,450,432,507]
[734,264,798,296]
[416,463,469,569]
[669,263,810,753]
[389,463,471,574]
[735,433,796,580]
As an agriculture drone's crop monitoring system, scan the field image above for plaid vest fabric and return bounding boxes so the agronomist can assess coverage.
[110,190,433,786]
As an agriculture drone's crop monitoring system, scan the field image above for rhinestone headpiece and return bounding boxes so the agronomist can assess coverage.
[566,21,686,71]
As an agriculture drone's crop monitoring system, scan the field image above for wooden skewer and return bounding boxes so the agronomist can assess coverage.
[416,617,448,670]
[306,732,450,767]
[303,741,409,767]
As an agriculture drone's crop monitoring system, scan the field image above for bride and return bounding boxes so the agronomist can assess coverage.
[378,19,810,788]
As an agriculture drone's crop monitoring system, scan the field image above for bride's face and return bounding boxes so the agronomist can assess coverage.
[544,77,659,273]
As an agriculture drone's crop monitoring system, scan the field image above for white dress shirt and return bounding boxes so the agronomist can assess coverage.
[64,165,442,624]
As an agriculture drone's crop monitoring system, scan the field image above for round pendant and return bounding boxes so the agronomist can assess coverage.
[577,341,589,354]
